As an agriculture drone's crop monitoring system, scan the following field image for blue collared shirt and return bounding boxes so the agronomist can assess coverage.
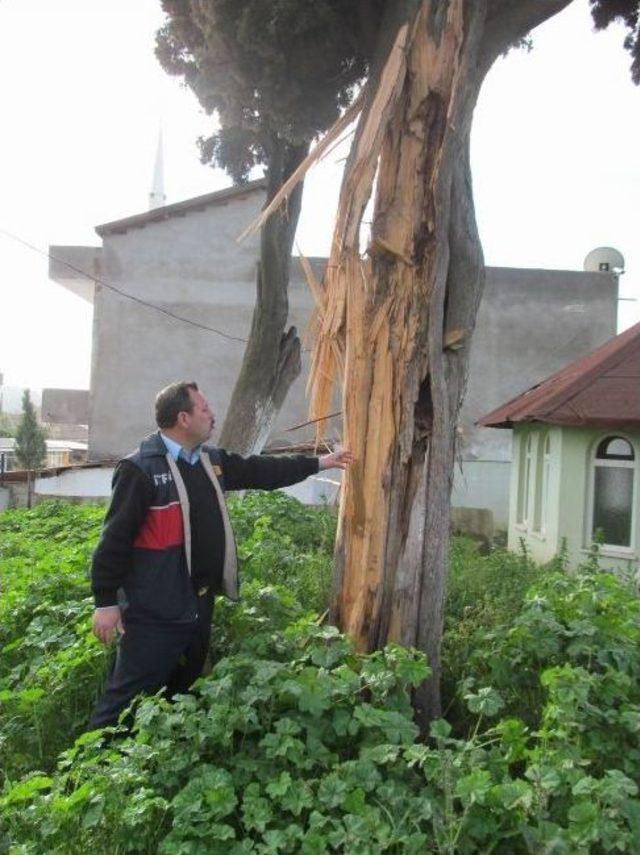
[160,432,201,466]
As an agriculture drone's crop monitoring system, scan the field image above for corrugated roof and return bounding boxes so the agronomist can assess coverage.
[95,178,267,237]
[479,320,640,430]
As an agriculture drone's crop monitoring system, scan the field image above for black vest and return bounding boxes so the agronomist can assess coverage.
[123,432,239,623]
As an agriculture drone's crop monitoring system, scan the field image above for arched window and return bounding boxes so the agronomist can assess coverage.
[534,433,551,534]
[591,436,635,548]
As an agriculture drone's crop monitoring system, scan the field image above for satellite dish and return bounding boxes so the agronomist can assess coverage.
[584,246,625,274]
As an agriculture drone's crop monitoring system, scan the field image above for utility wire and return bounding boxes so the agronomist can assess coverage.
[0,228,345,435]
[0,228,249,344]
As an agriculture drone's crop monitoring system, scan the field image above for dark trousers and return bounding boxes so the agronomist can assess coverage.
[89,591,215,730]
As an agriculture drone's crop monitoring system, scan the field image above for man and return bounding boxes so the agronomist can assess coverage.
[89,381,353,729]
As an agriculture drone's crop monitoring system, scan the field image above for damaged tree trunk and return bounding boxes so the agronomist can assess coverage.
[305,0,573,726]
[238,0,574,727]
[218,138,308,455]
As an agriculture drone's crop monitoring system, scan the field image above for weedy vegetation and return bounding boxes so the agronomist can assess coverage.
[1,497,640,852]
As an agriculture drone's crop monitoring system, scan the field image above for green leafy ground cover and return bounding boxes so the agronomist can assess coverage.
[1,498,640,853]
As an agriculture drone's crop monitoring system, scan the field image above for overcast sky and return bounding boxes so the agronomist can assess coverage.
[0,0,638,393]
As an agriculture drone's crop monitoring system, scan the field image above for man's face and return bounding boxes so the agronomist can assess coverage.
[182,389,215,444]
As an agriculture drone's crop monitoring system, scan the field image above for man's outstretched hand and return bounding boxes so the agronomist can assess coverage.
[318,449,355,471]
[92,606,124,645]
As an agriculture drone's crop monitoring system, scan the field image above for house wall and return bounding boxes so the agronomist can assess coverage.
[508,424,640,575]
[508,425,563,563]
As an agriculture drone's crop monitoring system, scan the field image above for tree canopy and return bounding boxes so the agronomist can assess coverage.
[156,0,383,182]
[590,0,640,83]
[14,391,46,472]
[156,1,640,181]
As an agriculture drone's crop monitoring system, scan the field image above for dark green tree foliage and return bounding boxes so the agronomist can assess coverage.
[14,390,46,472]
[155,0,380,182]
[156,1,384,455]
[590,0,640,83]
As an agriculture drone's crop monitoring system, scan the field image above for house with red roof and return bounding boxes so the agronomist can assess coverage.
[479,322,640,572]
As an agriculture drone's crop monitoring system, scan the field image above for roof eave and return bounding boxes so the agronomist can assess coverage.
[95,178,267,237]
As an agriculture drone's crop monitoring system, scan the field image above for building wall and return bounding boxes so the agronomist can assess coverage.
[42,388,89,425]
[508,424,640,575]
[33,465,338,506]
[454,267,618,527]
[89,190,326,460]
[85,194,618,530]
[35,467,114,499]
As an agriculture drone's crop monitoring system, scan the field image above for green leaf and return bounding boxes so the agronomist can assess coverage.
[568,800,599,828]
[430,719,452,739]
[571,776,597,797]
[4,775,53,803]
[342,787,367,815]
[455,770,493,806]
[281,782,314,816]
[383,645,429,686]
[317,773,348,808]
[494,779,533,812]
[242,784,273,833]
[266,771,292,800]
[525,764,561,792]
[464,686,505,717]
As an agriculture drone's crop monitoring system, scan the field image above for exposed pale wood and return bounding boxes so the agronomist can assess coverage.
[295,0,574,724]
[443,328,466,350]
[296,253,326,314]
[309,0,467,659]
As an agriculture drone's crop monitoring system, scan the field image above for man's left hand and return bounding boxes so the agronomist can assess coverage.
[318,449,355,471]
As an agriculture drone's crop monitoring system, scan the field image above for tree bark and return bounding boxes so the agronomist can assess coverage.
[308,0,574,727]
[218,139,308,455]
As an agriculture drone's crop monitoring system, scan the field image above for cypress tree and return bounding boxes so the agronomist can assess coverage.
[14,390,47,508]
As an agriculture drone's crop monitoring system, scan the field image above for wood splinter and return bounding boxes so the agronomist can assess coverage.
[443,328,467,351]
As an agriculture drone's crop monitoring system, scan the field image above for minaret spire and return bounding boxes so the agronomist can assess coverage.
[149,125,166,210]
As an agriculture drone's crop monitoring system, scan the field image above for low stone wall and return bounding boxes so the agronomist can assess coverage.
[450,506,495,549]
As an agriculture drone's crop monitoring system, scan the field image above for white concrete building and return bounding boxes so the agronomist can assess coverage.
[49,182,619,525]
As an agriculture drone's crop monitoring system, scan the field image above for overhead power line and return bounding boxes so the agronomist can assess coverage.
[0,228,249,344]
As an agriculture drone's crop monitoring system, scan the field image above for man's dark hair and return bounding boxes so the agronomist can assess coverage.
[155,381,199,429]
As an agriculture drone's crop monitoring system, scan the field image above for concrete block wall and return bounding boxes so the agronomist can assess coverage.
[89,190,329,460]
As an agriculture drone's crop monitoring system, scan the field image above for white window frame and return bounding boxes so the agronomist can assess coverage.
[586,433,637,556]
[516,432,535,530]
[533,432,551,537]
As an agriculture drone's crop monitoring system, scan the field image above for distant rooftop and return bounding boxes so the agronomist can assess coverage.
[95,178,267,237]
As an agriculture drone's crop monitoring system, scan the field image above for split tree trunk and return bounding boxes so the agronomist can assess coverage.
[306,0,573,727]
[218,139,308,455]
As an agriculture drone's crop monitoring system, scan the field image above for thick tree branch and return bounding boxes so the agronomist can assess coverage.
[218,139,308,455]
[480,0,575,77]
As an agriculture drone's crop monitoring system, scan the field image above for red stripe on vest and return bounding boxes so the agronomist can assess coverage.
[134,503,184,550]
